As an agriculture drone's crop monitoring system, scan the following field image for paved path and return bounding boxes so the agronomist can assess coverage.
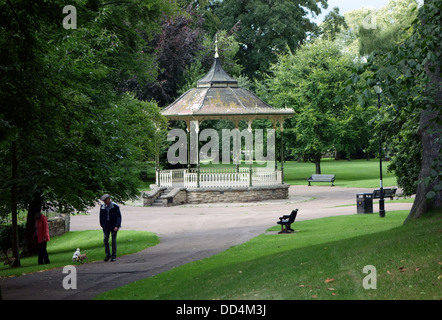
[0,186,412,300]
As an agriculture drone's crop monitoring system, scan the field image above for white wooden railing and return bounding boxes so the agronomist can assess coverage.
[158,169,185,188]
[157,167,282,188]
[252,170,282,186]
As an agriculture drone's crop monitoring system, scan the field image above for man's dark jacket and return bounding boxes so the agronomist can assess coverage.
[99,202,122,229]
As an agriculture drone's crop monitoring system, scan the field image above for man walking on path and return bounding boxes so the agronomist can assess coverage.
[99,194,122,262]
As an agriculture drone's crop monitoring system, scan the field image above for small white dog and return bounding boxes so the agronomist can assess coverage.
[72,248,80,262]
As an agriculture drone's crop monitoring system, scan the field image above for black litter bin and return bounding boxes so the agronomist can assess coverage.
[357,193,373,214]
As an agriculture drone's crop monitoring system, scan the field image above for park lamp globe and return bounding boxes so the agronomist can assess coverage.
[374,82,382,95]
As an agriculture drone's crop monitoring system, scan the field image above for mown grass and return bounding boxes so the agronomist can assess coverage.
[282,158,397,188]
[96,210,441,300]
[141,159,397,190]
[0,230,159,277]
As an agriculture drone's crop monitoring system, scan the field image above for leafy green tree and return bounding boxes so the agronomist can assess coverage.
[342,0,419,56]
[349,0,441,221]
[0,0,173,264]
[321,7,348,41]
[129,4,206,107]
[261,39,364,173]
[214,0,327,80]
[179,0,221,36]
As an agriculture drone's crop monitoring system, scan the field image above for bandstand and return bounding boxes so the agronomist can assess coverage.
[144,45,294,206]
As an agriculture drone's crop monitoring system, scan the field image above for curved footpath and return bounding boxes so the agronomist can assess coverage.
[1,186,413,300]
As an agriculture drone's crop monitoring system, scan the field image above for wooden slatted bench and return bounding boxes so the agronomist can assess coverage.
[307,174,335,186]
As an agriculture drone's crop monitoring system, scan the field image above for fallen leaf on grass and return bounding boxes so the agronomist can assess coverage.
[325,287,335,291]
[324,278,335,283]
[298,284,314,290]
[312,294,318,299]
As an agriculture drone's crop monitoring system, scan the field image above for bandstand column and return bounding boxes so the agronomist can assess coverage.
[280,118,284,184]
[273,119,278,172]
[186,119,191,172]
[234,119,240,173]
[248,119,253,187]
[155,143,160,187]
[194,120,200,188]
[155,126,160,187]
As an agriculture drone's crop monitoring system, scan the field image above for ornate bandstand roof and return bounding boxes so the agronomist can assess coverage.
[161,48,294,124]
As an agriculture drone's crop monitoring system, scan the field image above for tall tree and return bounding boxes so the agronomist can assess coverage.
[405,0,441,221]
[350,0,441,221]
[321,7,348,41]
[130,4,244,107]
[261,39,362,173]
[130,4,205,107]
[342,0,419,56]
[0,0,174,263]
[214,0,327,80]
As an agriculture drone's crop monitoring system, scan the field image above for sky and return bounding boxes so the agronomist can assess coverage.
[310,0,402,24]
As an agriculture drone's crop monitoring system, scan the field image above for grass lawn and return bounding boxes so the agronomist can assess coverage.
[283,158,397,188]
[95,210,441,300]
[0,230,159,277]
[142,159,397,190]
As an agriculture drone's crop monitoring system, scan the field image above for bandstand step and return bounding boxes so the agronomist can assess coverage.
[151,188,171,207]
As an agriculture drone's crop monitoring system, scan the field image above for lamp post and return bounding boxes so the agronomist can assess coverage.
[374,82,385,217]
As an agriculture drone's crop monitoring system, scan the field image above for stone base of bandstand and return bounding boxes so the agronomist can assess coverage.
[143,184,290,207]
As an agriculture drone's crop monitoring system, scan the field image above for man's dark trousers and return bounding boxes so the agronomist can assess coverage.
[103,224,117,259]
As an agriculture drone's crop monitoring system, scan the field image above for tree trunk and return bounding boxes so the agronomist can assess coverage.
[405,107,441,222]
[315,158,321,174]
[23,192,44,256]
[405,58,441,222]
[10,141,20,267]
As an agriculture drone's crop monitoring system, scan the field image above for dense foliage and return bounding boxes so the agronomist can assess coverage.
[0,0,175,263]
[214,0,328,79]
[260,39,369,173]
[348,0,441,220]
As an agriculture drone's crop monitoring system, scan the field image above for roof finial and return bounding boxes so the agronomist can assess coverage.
[215,33,219,59]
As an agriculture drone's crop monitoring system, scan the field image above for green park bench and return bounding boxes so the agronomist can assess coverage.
[307,174,335,186]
